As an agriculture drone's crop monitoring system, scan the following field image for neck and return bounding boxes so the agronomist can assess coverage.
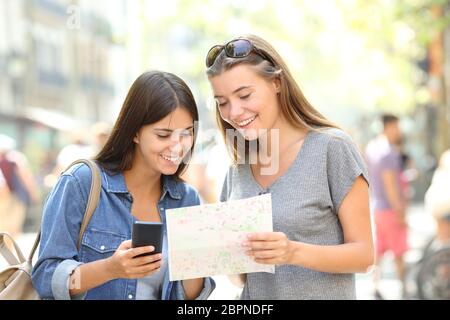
[258,116,308,157]
[123,160,161,197]
[382,133,396,145]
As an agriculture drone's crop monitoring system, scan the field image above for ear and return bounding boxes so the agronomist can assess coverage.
[272,77,281,93]
[133,133,140,144]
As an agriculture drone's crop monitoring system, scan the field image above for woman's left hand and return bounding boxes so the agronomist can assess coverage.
[242,232,295,265]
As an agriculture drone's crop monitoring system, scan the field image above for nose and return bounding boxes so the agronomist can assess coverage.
[227,100,244,122]
[169,139,183,155]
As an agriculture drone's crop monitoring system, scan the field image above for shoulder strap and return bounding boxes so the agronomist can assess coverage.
[0,232,26,265]
[28,159,102,261]
[73,159,102,249]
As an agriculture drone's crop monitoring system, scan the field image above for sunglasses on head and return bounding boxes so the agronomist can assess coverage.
[205,38,273,68]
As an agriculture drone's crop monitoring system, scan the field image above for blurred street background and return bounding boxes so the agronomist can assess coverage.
[1,0,450,300]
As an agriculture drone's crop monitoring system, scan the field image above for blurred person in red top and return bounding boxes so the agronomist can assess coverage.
[365,114,408,299]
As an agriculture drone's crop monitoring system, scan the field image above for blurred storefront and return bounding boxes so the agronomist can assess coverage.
[0,0,129,231]
[0,0,128,168]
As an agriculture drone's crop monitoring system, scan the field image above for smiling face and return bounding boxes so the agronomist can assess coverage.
[133,106,194,176]
[209,64,282,140]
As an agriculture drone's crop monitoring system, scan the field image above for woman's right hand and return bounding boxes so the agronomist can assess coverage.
[105,240,162,280]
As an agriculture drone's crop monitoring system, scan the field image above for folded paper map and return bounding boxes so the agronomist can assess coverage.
[166,193,274,281]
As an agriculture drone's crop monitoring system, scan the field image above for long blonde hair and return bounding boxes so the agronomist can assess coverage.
[206,34,337,163]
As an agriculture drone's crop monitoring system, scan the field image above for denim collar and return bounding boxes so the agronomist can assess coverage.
[160,175,182,200]
[102,170,182,200]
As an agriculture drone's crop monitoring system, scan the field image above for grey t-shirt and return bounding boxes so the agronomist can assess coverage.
[220,128,369,300]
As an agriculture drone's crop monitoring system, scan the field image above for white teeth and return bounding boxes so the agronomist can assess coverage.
[161,155,180,163]
[237,115,256,127]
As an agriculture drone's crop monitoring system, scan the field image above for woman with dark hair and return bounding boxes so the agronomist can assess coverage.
[206,35,374,299]
[32,71,215,300]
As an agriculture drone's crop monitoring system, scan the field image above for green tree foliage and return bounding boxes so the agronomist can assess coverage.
[131,0,449,127]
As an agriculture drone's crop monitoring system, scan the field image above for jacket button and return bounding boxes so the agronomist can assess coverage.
[128,294,133,299]
[100,245,105,250]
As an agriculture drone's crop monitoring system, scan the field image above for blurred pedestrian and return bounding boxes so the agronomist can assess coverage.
[0,134,39,239]
[53,130,92,174]
[89,121,112,155]
[425,149,450,243]
[365,114,408,299]
[46,122,111,187]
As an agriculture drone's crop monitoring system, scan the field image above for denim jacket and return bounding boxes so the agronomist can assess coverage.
[31,163,215,300]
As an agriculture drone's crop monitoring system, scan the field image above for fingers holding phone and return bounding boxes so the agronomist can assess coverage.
[105,239,163,280]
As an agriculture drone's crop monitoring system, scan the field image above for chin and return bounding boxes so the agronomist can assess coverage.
[161,166,179,175]
[243,134,259,141]
[239,128,263,141]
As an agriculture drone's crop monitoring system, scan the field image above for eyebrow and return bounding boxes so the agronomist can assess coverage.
[153,125,194,133]
[214,86,252,98]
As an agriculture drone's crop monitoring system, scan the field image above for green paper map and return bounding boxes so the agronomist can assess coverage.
[166,193,274,281]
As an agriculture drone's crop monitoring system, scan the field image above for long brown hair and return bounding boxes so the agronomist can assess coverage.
[206,35,337,163]
[95,70,199,179]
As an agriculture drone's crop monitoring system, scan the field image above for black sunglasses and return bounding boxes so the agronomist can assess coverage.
[205,38,273,68]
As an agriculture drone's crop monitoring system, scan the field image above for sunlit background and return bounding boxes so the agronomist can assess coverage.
[1,0,449,299]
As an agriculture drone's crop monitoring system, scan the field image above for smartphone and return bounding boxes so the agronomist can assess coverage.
[131,221,163,257]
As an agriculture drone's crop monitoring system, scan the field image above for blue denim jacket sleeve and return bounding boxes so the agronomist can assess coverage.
[31,168,90,300]
[51,260,86,300]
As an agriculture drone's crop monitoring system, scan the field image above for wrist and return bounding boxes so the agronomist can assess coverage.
[287,240,302,265]
[102,257,117,281]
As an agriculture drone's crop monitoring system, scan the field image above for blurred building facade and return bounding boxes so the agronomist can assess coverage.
[0,0,131,231]
[0,0,129,174]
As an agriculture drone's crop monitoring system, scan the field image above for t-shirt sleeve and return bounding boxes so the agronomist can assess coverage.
[326,133,369,214]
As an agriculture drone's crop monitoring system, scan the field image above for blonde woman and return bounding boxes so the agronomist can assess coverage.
[205,35,374,299]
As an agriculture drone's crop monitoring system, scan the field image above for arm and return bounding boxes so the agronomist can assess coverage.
[32,169,159,299]
[68,259,111,296]
[245,176,374,273]
[69,240,161,297]
[382,169,406,221]
[290,176,374,272]
[181,278,205,300]
[31,173,86,299]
